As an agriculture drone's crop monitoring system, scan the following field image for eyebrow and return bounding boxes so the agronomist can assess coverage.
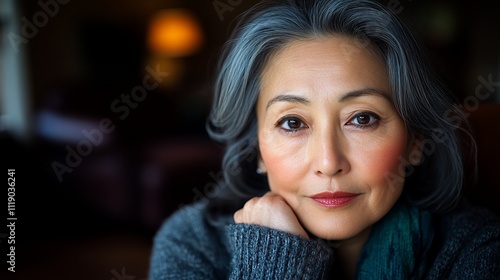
[338,88,391,103]
[266,94,310,110]
[265,88,391,111]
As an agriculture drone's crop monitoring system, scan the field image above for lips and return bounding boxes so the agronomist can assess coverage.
[310,191,359,207]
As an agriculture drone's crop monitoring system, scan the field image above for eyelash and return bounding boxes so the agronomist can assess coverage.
[275,111,381,134]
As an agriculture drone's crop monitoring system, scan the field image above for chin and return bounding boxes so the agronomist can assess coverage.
[307,225,366,241]
[297,207,371,241]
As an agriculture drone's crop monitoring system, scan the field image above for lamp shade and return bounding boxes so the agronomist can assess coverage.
[147,9,204,57]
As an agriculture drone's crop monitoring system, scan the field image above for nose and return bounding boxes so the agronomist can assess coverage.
[311,128,350,177]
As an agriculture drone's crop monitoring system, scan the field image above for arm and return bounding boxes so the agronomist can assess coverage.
[230,192,335,279]
[227,223,334,279]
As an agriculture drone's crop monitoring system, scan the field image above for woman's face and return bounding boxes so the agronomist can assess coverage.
[256,36,418,240]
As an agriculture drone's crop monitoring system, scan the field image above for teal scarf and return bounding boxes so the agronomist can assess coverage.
[355,202,434,279]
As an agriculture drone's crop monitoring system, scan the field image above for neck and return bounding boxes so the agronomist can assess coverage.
[335,226,372,280]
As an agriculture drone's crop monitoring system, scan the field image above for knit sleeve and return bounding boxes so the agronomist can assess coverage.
[227,223,335,279]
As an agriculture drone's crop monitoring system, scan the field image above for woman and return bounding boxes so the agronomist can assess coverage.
[149,0,500,279]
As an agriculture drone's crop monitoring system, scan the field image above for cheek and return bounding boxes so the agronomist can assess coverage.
[375,141,405,176]
[259,133,307,193]
[358,130,408,191]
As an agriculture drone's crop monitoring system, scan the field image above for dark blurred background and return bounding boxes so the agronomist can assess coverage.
[0,0,499,279]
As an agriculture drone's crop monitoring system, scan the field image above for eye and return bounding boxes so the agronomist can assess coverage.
[276,116,307,133]
[347,112,380,129]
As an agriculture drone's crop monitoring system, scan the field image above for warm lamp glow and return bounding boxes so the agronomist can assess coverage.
[148,9,204,57]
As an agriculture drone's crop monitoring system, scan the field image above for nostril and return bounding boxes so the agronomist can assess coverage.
[317,168,343,176]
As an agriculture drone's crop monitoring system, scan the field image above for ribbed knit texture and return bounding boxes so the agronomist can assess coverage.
[149,200,500,279]
[228,224,334,279]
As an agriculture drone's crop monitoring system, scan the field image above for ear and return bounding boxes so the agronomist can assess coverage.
[407,134,424,166]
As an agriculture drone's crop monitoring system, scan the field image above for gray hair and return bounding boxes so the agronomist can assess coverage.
[206,0,473,214]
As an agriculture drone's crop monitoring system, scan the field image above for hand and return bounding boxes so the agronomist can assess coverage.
[233,192,309,239]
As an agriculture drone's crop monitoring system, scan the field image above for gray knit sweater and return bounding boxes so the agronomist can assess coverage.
[149,200,500,279]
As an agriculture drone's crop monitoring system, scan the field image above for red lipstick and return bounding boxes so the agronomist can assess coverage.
[310,191,359,207]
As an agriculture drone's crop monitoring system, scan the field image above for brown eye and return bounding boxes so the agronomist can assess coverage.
[355,115,371,125]
[277,116,306,132]
[286,118,302,129]
[348,112,381,128]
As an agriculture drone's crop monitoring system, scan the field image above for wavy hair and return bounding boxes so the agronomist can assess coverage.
[206,0,474,216]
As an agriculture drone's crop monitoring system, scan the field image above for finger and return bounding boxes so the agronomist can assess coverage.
[233,209,242,223]
[262,191,276,197]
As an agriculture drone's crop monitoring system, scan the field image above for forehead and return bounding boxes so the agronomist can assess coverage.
[259,36,390,99]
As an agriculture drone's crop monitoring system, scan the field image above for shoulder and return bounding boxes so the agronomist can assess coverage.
[154,202,228,242]
[434,200,500,249]
[427,200,500,279]
[149,202,232,279]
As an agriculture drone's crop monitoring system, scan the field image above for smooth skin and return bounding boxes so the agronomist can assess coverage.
[233,36,420,278]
